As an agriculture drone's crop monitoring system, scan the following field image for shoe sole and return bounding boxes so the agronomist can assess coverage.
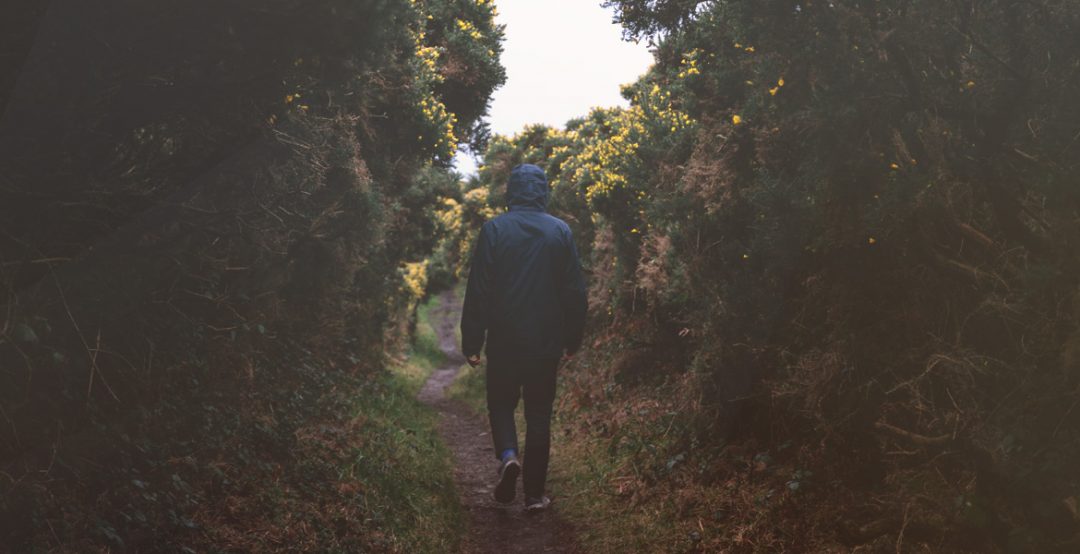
[493,460,520,503]
[524,498,551,514]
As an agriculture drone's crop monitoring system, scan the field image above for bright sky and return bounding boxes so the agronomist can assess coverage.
[453,0,655,176]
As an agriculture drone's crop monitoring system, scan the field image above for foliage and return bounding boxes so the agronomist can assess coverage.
[0,0,502,549]
[427,178,498,294]
[470,0,1080,550]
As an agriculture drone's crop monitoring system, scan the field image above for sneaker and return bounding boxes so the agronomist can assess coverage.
[493,456,520,503]
[524,496,551,513]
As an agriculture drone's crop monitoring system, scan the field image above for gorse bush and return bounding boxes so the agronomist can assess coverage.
[462,0,1080,550]
[0,0,503,549]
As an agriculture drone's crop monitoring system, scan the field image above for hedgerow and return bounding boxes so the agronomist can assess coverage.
[461,1,1080,550]
[0,0,503,549]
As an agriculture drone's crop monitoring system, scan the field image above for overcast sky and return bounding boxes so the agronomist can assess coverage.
[453,0,655,176]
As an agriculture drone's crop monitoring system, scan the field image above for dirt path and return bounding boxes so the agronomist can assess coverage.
[418,289,580,554]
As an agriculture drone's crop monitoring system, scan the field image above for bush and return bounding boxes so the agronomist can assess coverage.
[467,1,1080,550]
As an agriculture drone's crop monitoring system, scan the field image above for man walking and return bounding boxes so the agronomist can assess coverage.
[461,163,587,513]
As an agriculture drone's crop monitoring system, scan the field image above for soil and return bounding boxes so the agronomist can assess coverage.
[418,289,580,554]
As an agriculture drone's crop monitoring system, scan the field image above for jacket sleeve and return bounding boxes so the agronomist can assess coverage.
[560,226,588,355]
[461,221,496,358]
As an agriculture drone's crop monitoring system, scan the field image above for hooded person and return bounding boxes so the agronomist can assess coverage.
[460,163,588,512]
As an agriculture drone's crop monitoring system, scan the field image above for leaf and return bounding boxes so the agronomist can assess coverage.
[12,323,38,343]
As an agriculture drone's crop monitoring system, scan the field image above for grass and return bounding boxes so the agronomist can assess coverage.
[174,294,469,552]
[443,284,486,414]
[439,289,708,551]
[181,293,466,552]
[446,360,486,414]
[550,427,696,553]
[444,334,760,553]
[394,296,447,394]
[18,294,469,552]
[343,374,462,552]
[354,292,466,552]
[536,339,843,554]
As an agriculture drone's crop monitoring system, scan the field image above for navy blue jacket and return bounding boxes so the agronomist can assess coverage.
[461,164,587,360]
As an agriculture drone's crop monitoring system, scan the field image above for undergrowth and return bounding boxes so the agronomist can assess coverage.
[550,334,842,554]
[0,298,463,552]
[359,293,464,553]
[184,292,465,552]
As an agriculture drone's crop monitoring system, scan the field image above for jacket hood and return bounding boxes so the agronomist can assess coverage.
[505,164,548,211]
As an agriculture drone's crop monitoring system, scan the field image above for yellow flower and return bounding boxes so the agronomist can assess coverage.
[744,46,755,53]
[732,114,743,125]
[742,254,750,260]
[966,80,976,89]
[868,237,877,245]
[889,163,899,170]
[769,87,779,96]
[402,261,429,300]
[778,77,785,87]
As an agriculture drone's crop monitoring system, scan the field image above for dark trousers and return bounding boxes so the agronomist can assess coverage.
[486,354,559,500]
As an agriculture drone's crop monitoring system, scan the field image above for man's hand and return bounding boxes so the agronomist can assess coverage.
[467,354,482,367]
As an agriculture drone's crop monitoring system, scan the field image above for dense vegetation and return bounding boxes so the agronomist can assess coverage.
[438,1,1080,551]
[0,0,502,550]
[5,0,1079,551]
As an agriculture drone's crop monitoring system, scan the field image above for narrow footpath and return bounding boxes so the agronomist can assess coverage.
[417,290,580,554]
